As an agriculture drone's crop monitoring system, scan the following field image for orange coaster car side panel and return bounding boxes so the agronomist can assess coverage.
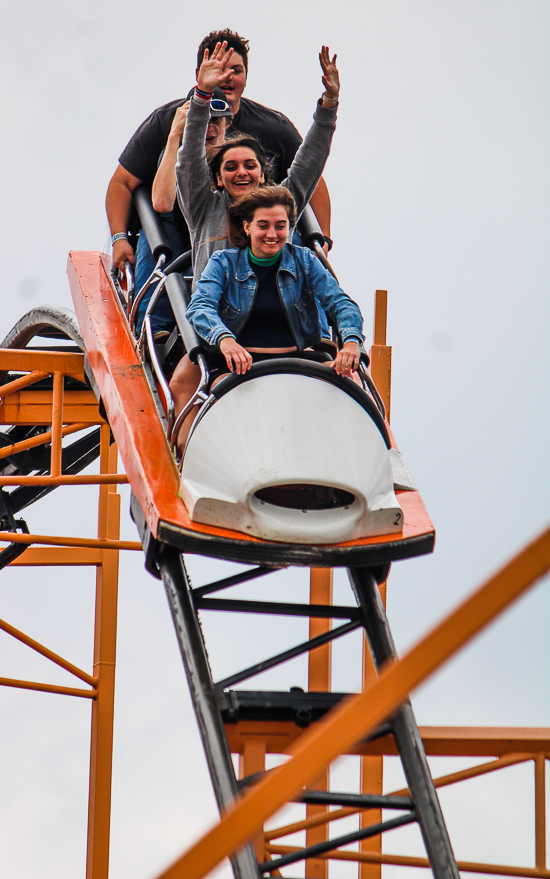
[68,252,434,563]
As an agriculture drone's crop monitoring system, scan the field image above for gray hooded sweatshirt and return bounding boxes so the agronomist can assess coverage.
[176,96,337,289]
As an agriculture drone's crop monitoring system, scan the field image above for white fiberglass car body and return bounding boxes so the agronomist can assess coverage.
[179,363,402,545]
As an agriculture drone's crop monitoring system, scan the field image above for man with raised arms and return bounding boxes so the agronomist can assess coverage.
[106,28,332,281]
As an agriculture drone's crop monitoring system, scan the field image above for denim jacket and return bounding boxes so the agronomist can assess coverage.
[185,244,364,350]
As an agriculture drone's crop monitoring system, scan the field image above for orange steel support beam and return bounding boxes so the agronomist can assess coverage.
[265,842,550,877]
[0,421,89,460]
[306,568,333,878]
[360,291,391,879]
[0,474,127,486]
[369,290,391,421]
[225,722,550,759]
[264,755,537,843]
[0,348,124,877]
[0,348,86,378]
[360,292,391,879]
[0,370,48,397]
[0,389,103,425]
[360,609,384,879]
[239,738,268,863]
[0,617,96,685]
[535,755,546,869]
[51,370,64,476]
[9,547,104,565]
[0,677,95,698]
[153,523,550,879]
[392,753,537,798]
[86,425,120,879]
[0,530,139,550]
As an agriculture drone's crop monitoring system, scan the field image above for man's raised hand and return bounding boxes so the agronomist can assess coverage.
[197,41,234,95]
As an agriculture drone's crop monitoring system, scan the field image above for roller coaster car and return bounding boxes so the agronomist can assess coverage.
[180,359,402,545]
[67,188,433,569]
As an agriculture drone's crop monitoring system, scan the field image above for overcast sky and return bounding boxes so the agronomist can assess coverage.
[1,2,549,877]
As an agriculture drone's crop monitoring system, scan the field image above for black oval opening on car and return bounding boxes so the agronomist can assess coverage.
[254,484,356,511]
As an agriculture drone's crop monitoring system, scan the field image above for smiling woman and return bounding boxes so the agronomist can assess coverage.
[176,42,340,289]
[169,186,364,455]
[216,147,265,197]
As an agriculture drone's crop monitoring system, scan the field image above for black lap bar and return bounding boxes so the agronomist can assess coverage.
[133,184,172,261]
[212,359,391,448]
[165,250,193,276]
[297,203,325,250]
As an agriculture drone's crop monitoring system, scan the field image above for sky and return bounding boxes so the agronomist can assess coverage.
[0,1,549,877]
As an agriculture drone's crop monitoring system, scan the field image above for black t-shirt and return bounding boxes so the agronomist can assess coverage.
[230,98,303,182]
[118,95,303,246]
[118,96,303,187]
[238,258,295,349]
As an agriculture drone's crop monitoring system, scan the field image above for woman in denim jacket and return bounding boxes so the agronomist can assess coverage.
[170,187,364,455]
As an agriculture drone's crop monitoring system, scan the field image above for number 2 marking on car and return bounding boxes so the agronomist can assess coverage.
[394,511,402,525]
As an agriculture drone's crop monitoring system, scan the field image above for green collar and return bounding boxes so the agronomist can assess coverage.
[248,248,282,267]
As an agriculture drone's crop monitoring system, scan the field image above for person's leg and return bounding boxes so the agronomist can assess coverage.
[169,355,203,457]
[134,218,185,334]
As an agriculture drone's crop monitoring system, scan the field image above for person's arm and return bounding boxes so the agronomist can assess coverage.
[306,251,364,374]
[176,42,234,230]
[106,164,142,270]
[184,252,236,345]
[309,176,331,247]
[152,103,189,213]
[283,47,339,223]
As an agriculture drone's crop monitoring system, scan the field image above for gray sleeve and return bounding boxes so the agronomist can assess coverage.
[281,101,337,218]
[175,98,215,232]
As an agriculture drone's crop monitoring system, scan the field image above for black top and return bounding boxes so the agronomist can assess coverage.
[238,259,295,349]
[230,98,303,181]
[119,96,303,187]
[119,96,302,243]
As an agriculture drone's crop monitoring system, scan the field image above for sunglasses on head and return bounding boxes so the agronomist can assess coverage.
[210,98,231,114]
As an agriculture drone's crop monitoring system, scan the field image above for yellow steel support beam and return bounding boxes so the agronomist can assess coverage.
[154,522,550,879]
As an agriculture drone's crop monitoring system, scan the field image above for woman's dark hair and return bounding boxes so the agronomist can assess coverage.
[227,186,297,247]
[208,136,273,191]
[197,29,250,74]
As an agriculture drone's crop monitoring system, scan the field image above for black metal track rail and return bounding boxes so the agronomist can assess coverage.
[260,811,418,873]
[194,597,360,620]
[215,620,360,691]
[192,565,285,598]
[347,566,459,877]
[157,547,261,879]
[145,548,460,879]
